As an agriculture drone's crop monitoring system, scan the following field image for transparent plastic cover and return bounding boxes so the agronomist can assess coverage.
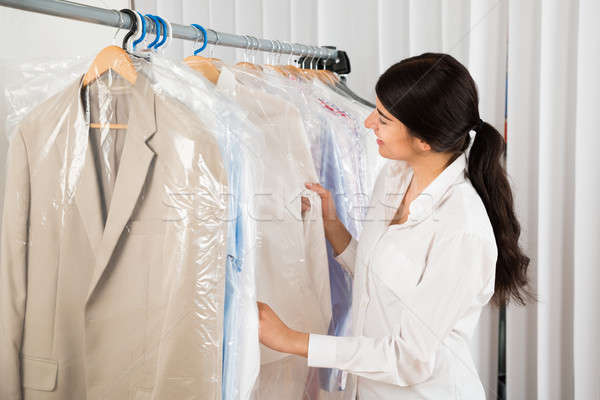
[1,51,375,400]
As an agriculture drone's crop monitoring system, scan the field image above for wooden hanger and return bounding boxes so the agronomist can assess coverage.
[84,8,139,89]
[83,45,137,87]
[264,64,288,77]
[89,123,128,130]
[235,35,264,72]
[82,9,142,131]
[302,68,320,81]
[280,64,302,79]
[325,70,339,84]
[83,45,136,131]
[185,56,221,84]
[262,40,288,77]
[236,61,263,72]
[186,24,222,84]
[318,70,338,86]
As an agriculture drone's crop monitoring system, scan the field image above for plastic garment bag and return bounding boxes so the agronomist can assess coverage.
[149,56,267,400]
[215,65,334,400]
[0,53,252,399]
[227,66,374,395]
[308,79,378,392]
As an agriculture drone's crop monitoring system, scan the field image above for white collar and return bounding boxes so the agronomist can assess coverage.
[386,153,467,223]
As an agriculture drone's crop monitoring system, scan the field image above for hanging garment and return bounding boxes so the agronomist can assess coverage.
[228,67,375,395]
[216,66,332,399]
[309,78,383,193]
[0,70,229,400]
[307,81,373,393]
[149,56,266,400]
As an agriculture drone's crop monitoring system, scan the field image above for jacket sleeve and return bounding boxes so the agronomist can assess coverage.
[0,129,30,400]
[308,232,496,386]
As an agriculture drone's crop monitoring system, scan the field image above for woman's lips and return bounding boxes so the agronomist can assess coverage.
[376,138,384,145]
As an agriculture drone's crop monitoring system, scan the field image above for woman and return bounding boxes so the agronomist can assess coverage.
[258,53,531,399]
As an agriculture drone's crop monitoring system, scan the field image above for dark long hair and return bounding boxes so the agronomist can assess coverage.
[375,53,531,306]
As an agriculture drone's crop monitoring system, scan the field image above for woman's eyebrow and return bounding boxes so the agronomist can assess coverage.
[377,108,392,121]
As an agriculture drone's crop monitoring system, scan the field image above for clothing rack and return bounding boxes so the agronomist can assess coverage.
[0,0,351,74]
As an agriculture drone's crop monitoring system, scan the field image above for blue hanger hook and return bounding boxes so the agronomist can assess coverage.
[154,16,168,49]
[191,24,208,55]
[145,14,162,49]
[132,11,147,50]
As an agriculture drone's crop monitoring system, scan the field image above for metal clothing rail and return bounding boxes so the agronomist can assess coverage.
[0,0,340,62]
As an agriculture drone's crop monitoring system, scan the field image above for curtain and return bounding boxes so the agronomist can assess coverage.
[506,0,600,399]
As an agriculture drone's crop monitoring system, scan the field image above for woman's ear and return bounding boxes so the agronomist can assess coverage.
[416,137,432,152]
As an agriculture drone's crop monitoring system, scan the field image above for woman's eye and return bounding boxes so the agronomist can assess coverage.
[379,118,387,125]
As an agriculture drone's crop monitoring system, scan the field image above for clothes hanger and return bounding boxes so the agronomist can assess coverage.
[85,9,142,131]
[301,46,320,82]
[83,9,138,88]
[184,24,221,84]
[298,45,313,80]
[151,14,170,51]
[304,46,320,80]
[280,42,302,79]
[162,16,173,50]
[314,48,338,86]
[131,10,147,50]
[205,29,223,63]
[236,35,263,71]
[144,14,162,50]
[304,46,331,84]
[263,39,287,77]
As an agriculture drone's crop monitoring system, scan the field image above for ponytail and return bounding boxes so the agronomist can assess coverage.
[468,121,532,306]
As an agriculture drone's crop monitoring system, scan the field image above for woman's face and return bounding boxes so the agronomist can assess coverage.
[364,97,430,161]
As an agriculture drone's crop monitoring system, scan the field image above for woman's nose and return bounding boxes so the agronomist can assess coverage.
[365,111,377,129]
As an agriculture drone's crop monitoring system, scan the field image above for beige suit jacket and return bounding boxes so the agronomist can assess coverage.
[0,73,228,399]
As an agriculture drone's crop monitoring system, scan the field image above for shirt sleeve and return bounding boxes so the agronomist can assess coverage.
[308,232,496,386]
[334,236,358,276]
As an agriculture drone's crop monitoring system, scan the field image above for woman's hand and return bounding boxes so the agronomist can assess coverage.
[304,182,338,222]
[257,302,309,358]
[304,182,352,256]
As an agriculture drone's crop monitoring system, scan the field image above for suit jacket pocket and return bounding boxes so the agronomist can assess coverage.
[21,355,58,391]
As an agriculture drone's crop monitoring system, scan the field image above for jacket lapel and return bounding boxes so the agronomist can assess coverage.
[86,74,158,303]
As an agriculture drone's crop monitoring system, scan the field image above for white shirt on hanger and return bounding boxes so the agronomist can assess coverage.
[308,153,497,399]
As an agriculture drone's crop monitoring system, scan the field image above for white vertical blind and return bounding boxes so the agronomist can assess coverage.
[507,0,600,398]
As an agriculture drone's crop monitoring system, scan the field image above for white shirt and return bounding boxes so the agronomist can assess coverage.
[308,153,497,399]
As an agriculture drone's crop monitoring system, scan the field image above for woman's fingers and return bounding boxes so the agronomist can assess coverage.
[257,302,288,351]
[301,196,311,216]
[257,301,309,358]
[257,301,270,313]
[305,182,338,221]
[305,182,329,198]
